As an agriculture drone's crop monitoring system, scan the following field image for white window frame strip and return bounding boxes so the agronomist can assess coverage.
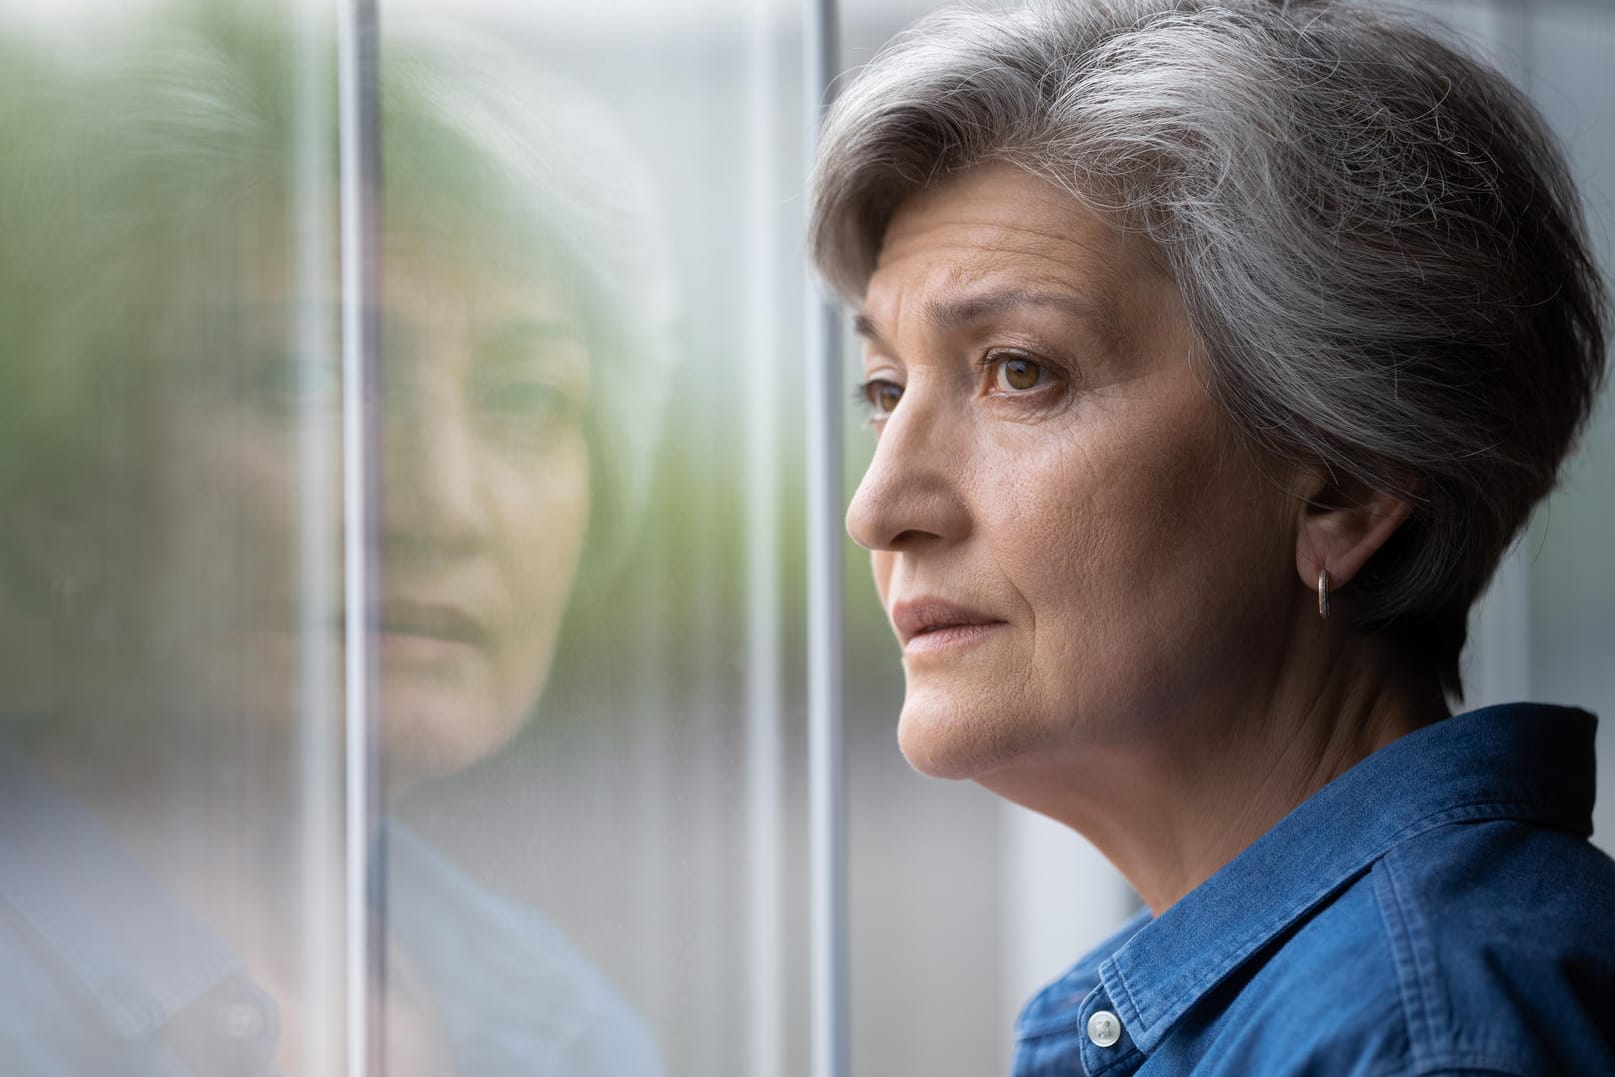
[338,1,385,1074]
[805,0,848,1074]
[294,0,343,1073]
[745,1,789,1075]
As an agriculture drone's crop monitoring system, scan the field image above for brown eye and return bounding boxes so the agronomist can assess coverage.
[861,379,904,415]
[995,355,1043,392]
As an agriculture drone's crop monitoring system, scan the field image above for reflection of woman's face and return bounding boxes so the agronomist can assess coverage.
[376,249,592,779]
[110,241,591,785]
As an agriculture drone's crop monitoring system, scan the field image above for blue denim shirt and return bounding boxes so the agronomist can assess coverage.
[1013,704,1615,1076]
[0,743,661,1076]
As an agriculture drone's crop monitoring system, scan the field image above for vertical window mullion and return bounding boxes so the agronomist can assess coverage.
[745,1,788,1075]
[805,0,847,1074]
[294,1,344,1073]
[337,2,384,1074]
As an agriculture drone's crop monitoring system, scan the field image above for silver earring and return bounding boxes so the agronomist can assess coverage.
[1317,568,1331,619]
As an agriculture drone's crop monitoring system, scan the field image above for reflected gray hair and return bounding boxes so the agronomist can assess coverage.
[0,4,676,600]
[811,0,1608,696]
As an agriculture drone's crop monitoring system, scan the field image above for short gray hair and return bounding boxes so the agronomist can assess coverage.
[811,0,1608,697]
[0,6,675,604]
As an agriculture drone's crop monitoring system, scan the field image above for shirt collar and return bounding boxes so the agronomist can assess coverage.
[0,742,243,1039]
[1097,702,1597,1055]
[386,822,650,1066]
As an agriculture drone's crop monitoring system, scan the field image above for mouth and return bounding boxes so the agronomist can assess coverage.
[890,598,1007,651]
[373,599,491,650]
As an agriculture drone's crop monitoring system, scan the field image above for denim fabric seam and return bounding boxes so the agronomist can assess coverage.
[1125,866,1366,1034]
[1088,1041,1144,1076]
[1377,841,1547,1077]
[1411,1052,1536,1075]
[1015,1022,1084,1042]
[1015,983,1098,1041]
[1100,960,1144,1046]
[1015,910,1153,1041]
[1128,797,1572,1038]
[1373,852,1435,1074]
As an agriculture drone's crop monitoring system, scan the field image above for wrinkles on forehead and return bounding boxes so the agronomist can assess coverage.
[862,163,1178,367]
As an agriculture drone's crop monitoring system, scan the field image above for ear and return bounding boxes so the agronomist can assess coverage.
[1293,465,1413,602]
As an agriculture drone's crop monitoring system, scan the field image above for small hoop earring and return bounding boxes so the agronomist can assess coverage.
[1317,568,1331,619]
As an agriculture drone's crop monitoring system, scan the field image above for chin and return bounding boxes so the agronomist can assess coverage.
[380,691,525,789]
[895,691,1026,781]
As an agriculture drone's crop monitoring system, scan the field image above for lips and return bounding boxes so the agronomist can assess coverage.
[890,597,1005,648]
[376,599,491,648]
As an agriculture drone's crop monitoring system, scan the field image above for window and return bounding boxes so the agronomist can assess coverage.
[1,2,1609,1074]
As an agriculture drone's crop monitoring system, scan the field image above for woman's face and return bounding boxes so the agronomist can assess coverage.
[372,246,593,780]
[95,239,591,786]
[847,162,1300,780]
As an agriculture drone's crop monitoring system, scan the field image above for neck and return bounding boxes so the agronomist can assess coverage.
[978,610,1448,915]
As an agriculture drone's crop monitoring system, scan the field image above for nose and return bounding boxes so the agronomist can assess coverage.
[845,391,971,553]
[381,378,485,564]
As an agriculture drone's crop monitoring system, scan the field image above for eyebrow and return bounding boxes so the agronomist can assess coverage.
[854,288,1115,352]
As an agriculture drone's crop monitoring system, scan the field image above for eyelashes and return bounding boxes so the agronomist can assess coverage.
[980,349,1053,394]
[855,348,1071,428]
[854,377,903,420]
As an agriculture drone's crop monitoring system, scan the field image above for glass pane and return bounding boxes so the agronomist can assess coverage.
[4,0,818,1073]
[0,3,346,1074]
[378,1,810,1074]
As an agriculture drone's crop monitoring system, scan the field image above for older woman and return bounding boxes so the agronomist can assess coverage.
[813,1,1613,1074]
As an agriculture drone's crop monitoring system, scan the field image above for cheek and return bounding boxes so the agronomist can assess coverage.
[975,431,1118,608]
[150,418,305,605]
[501,436,591,616]
[1001,395,1285,676]
[870,551,895,609]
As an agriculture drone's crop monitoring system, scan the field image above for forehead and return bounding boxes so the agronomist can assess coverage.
[866,162,1167,334]
[381,233,584,321]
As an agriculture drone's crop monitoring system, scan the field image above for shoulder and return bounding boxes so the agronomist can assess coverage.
[1195,822,1615,1076]
[1162,879,1412,1076]
[1364,817,1615,1075]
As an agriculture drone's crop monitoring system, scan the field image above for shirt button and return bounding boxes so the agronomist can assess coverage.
[219,999,267,1039]
[1087,1009,1122,1048]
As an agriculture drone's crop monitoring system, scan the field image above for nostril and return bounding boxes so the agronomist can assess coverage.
[847,474,968,552]
[845,489,915,553]
[889,527,941,549]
